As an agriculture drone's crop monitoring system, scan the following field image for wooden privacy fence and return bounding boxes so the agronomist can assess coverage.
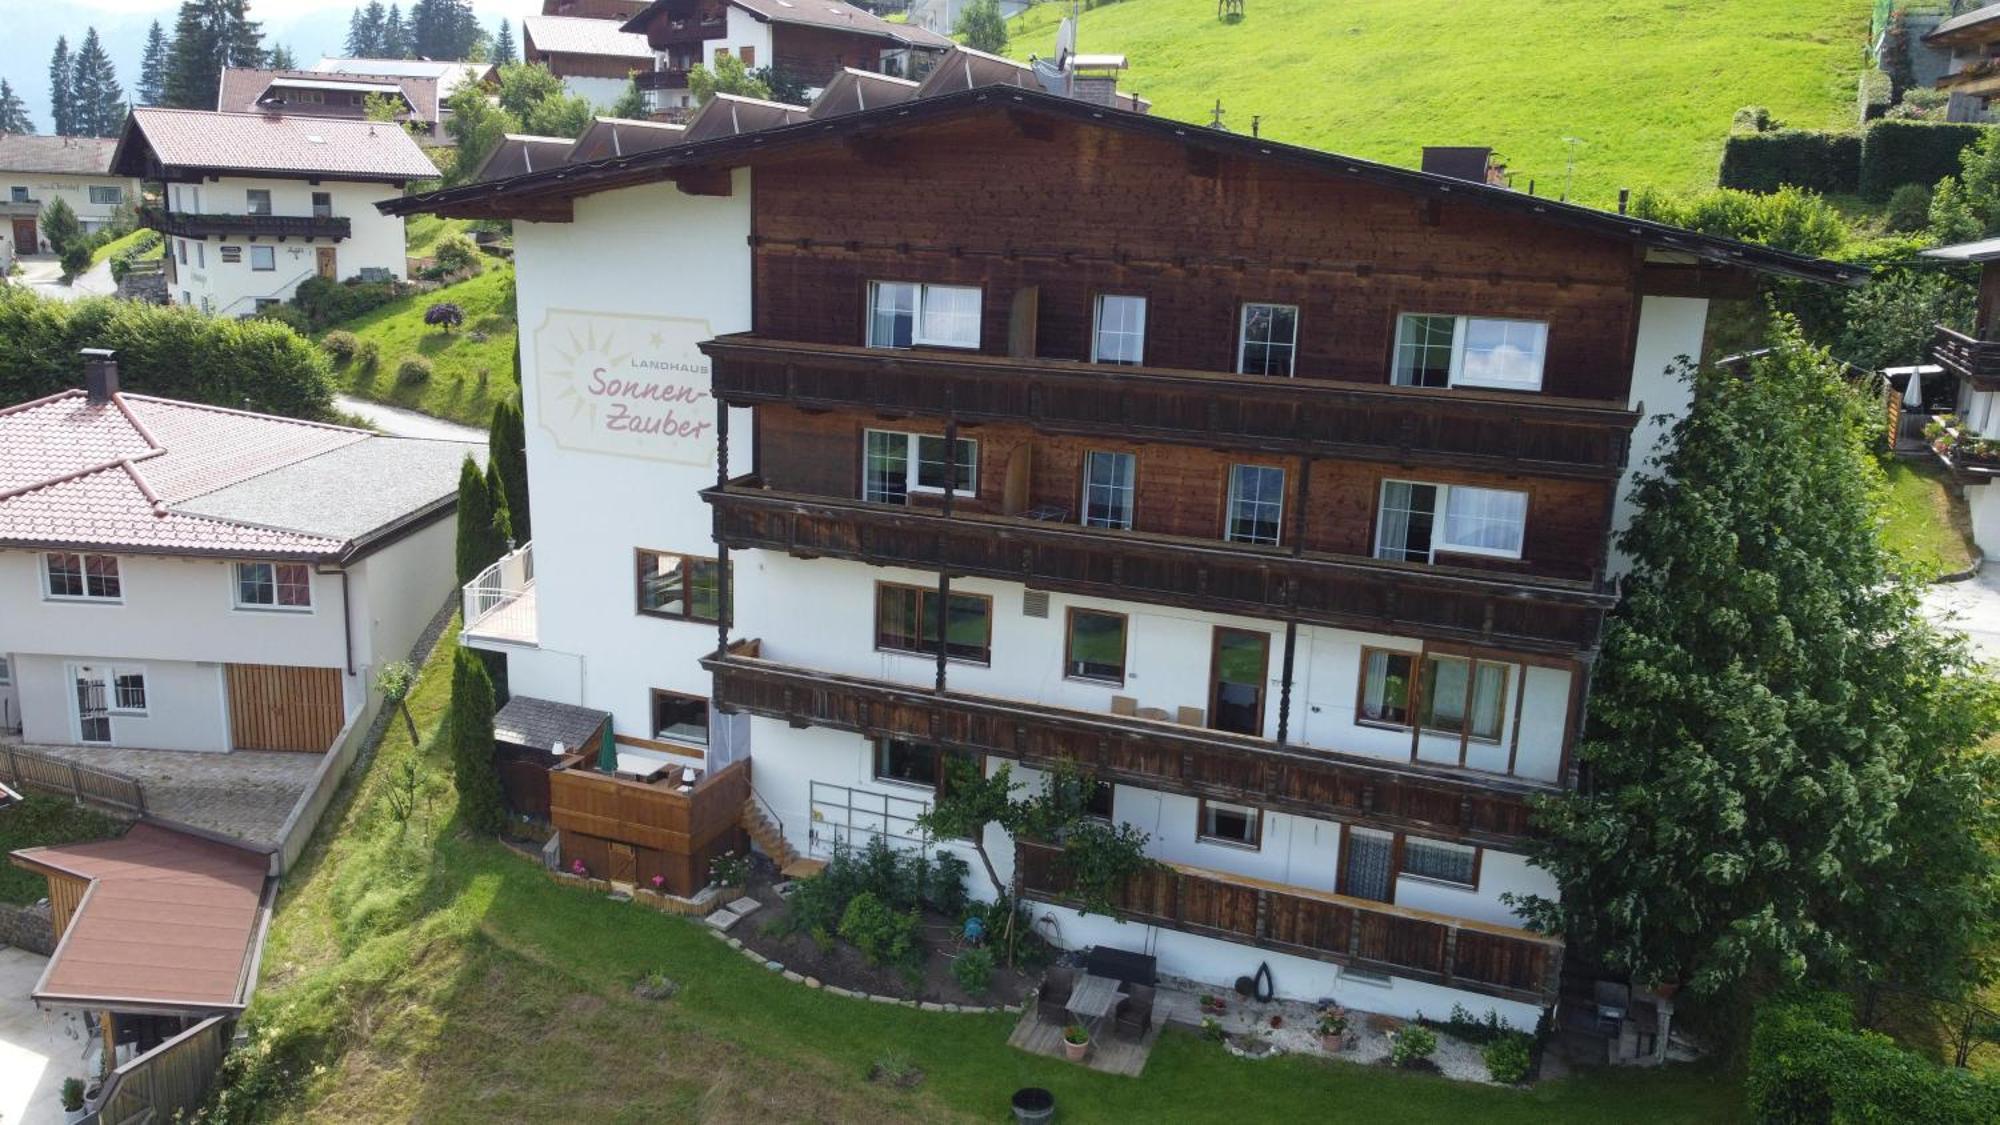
[0,745,145,815]
[88,1015,229,1125]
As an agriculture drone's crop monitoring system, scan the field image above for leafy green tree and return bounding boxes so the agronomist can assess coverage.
[1514,319,2000,1000]
[1930,127,2000,241]
[955,0,1008,54]
[441,79,517,184]
[39,197,81,255]
[1835,265,1976,373]
[488,397,529,540]
[608,76,647,121]
[687,55,770,105]
[363,91,403,123]
[136,21,169,106]
[491,19,516,65]
[523,92,593,139]
[48,37,72,136]
[495,62,563,120]
[1627,185,1848,258]
[454,454,506,585]
[0,80,32,133]
[70,29,125,138]
[448,646,507,835]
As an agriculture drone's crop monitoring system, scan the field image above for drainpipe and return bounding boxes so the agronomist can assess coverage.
[315,564,355,677]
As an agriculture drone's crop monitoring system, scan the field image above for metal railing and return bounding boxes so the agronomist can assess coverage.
[462,542,536,643]
[0,743,145,815]
[807,779,933,858]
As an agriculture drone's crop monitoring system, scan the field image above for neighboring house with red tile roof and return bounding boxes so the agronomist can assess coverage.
[0,134,141,257]
[0,352,475,755]
[111,107,436,318]
[215,67,447,143]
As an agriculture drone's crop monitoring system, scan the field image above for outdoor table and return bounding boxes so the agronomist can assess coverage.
[1065,971,1124,1028]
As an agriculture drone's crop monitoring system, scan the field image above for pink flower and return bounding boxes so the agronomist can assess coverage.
[570,859,588,876]
[650,874,666,889]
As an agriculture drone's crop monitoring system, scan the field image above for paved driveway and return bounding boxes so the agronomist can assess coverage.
[333,394,488,441]
[1921,567,2000,664]
[5,741,320,848]
[12,255,112,303]
[0,947,92,1125]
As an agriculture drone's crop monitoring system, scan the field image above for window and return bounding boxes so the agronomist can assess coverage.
[740,45,756,67]
[0,656,12,685]
[1083,780,1114,821]
[874,737,941,788]
[1418,654,1509,743]
[1401,836,1479,888]
[650,690,709,746]
[250,245,275,271]
[1081,450,1136,530]
[1064,608,1127,684]
[219,245,242,264]
[111,670,148,715]
[1091,294,1146,365]
[1375,481,1527,562]
[635,550,728,623]
[245,189,272,215]
[866,281,981,349]
[88,185,121,206]
[311,192,333,219]
[196,242,205,268]
[1198,799,1262,848]
[875,582,992,663]
[862,430,976,503]
[234,561,312,609]
[177,238,187,265]
[1225,464,1285,546]
[44,553,121,600]
[1391,314,1548,391]
[1238,302,1298,376]
[1357,648,1415,726]
[8,186,26,203]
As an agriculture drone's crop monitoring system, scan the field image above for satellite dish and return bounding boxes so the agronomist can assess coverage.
[1055,17,1076,64]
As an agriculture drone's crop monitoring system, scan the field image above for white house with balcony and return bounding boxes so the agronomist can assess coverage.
[0,352,473,753]
[0,134,138,254]
[110,108,436,317]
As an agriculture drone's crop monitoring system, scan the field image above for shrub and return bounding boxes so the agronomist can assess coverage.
[1627,185,1849,258]
[709,850,749,888]
[396,355,434,386]
[837,891,922,968]
[320,330,361,362]
[354,339,380,373]
[291,275,401,331]
[58,243,91,281]
[1747,991,2000,1124]
[1389,1026,1438,1068]
[1482,1033,1533,1085]
[1859,119,1989,200]
[1718,129,1860,195]
[1731,105,1781,133]
[425,301,465,333]
[1859,69,1892,122]
[432,233,480,275]
[1884,182,1933,232]
[61,1077,84,1112]
[950,945,995,994]
[255,304,311,334]
[929,850,970,918]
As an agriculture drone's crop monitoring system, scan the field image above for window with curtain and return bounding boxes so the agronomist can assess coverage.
[1082,450,1136,529]
[1373,481,1438,562]
[1401,836,1478,887]
[1238,302,1299,376]
[1418,654,1509,742]
[863,430,976,501]
[234,561,312,609]
[868,281,982,348]
[1437,485,1528,557]
[1199,800,1261,847]
[874,583,992,663]
[1092,294,1147,364]
[1226,464,1285,545]
[1357,648,1415,725]
[1390,314,1547,391]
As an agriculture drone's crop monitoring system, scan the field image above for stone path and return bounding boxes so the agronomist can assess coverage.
[5,739,320,848]
[0,946,92,1125]
[1921,566,2000,664]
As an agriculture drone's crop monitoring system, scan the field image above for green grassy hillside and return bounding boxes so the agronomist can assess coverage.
[1008,0,1867,204]
[327,265,518,427]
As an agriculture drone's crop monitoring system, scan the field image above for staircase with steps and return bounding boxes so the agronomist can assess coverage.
[741,796,823,878]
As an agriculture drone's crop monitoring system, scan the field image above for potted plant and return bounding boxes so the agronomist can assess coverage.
[61,1077,86,1123]
[1061,1023,1090,1062]
[1199,993,1226,1015]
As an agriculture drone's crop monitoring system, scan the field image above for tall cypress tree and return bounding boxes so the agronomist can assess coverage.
[70,29,124,138]
[448,646,507,835]
[0,80,32,134]
[48,37,73,136]
[455,454,503,585]
[162,2,221,110]
[136,20,169,106]
[491,19,516,66]
[487,398,530,541]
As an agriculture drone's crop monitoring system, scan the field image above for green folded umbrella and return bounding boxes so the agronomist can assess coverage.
[597,722,617,773]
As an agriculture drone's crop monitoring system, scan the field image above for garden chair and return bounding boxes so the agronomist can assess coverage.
[1114,983,1155,1040]
[1037,967,1076,1026]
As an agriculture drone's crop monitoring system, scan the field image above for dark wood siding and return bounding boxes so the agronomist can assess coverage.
[225,664,344,753]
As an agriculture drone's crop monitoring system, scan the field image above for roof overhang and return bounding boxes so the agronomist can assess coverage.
[381,85,1863,287]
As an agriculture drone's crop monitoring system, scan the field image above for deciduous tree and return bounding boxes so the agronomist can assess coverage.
[955,0,1008,54]
[687,55,769,104]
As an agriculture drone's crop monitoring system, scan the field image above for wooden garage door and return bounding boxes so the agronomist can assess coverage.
[226,664,344,752]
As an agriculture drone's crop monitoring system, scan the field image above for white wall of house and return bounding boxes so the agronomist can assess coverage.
[164,175,407,316]
[348,514,460,681]
[708,9,774,71]
[560,75,632,106]
[1,171,139,243]
[1610,294,1709,562]
[1965,481,2000,560]
[12,654,229,752]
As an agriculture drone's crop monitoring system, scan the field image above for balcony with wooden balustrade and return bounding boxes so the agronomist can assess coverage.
[139,206,350,241]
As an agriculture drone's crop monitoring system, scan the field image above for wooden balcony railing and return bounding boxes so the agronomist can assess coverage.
[1932,325,2000,389]
[701,334,1639,480]
[702,643,1553,849]
[1015,840,1561,1005]
[707,478,1613,655]
[140,206,350,241]
[636,68,690,90]
[549,755,751,897]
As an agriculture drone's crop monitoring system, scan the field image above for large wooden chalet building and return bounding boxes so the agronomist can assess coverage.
[394,51,1856,1026]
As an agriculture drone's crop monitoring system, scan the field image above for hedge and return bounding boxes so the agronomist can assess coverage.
[1859,68,1892,123]
[0,288,337,420]
[1746,992,2000,1124]
[291,275,404,332]
[1859,119,1990,199]
[1719,129,1860,194]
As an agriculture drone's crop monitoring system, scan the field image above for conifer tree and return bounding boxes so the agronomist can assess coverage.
[267,43,297,70]
[383,4,409,57]
[221,0,264,68]
[492,19,516,65]
[484,455,513,553]
[48,37,73,136]
[448,646,507,835]
[70,29,125,138]
[454,454,509,585]
[487,398,529,541]
[162,2,221,109]
[136,21,169,106]
[0,80,31,134]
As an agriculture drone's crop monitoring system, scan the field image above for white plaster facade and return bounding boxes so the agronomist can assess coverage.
[162,175,408,317]
[0,170,140,245]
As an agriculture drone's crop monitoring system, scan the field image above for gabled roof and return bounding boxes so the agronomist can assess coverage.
[524,13,654,60]
[217,67,438,122]
[808,67,920,120]
[0,133,121,176]
[0,389,475,560]
[383,76,1863,286]
[916,45,1149,113]
[473,133,578,182]
[569,116,687,163]
[681,92,810,143]
[623,0,953,50]
[1927,2,2000,43]
[310,57,497,98]
[1923,236,2000,263]
[112,107,439,183]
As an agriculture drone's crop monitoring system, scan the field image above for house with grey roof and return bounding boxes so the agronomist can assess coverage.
[216,67,448,143]
[524,14,657,106]
[0,351,475,754]
[0,134,140,257]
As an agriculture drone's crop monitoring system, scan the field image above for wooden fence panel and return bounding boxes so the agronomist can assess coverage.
[0,745,145,814]
[93,1015,229,1125]
[226,664,344,752]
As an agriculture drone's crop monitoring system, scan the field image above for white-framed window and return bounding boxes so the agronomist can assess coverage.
[88,185,122,206]
[1225,464,1285,546]
[866,281,982,349]
[1091,294,1147,365]
[44,553,121,601]
[233,561,313,610]
[8,186,27,203]
[861,429,977,503]
[1391,314,1548,391]
[1081,450,1136,530]
[1238,302,1299,376]
[1374,481,1527,562]
[1401,836,1480,888]
[110,669,148,715]
[1198,799,1262,849]
[196,242,205,269]
[311,191,332,219]
[250,245,275,271]
[245,189,272,215]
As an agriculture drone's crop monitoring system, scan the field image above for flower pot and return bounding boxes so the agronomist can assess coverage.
[1320,1034,1343,1053]
[1010,1086,1056,1125]
[1062,1035,1090,1062]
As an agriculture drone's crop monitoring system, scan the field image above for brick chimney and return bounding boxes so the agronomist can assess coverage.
[1421,146,1495,184]
[82,348,119,403]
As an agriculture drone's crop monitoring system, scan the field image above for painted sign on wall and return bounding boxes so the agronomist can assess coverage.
[532,308,716,465]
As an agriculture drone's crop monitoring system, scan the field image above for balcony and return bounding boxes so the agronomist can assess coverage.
[139,206,350,241]
[1932,325,2000,390]
[636,68,690,91]
[1014,840,1561,1005]
[703,641,1554,850]
[550,755,751,897]
[462,542,537,648]
[707,478,1613,655]
[701,335,1639,481]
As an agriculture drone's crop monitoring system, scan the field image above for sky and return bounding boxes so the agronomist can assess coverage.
[2,0,546,134]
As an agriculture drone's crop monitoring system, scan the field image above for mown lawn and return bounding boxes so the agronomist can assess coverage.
[1007,0,1865,204]
[231,626,1747,1123]
[325,265,518,428]
[0,794,125,904]
[88,226,162,268]
[1880,456,1978,576]
[404,214,479,258]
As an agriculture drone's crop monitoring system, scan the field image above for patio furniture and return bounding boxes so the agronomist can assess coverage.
[1036,967,1076,1026]
[1084,945,1157,987]
[1065,971,1124,1026]
[1113,983,1155,1041]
